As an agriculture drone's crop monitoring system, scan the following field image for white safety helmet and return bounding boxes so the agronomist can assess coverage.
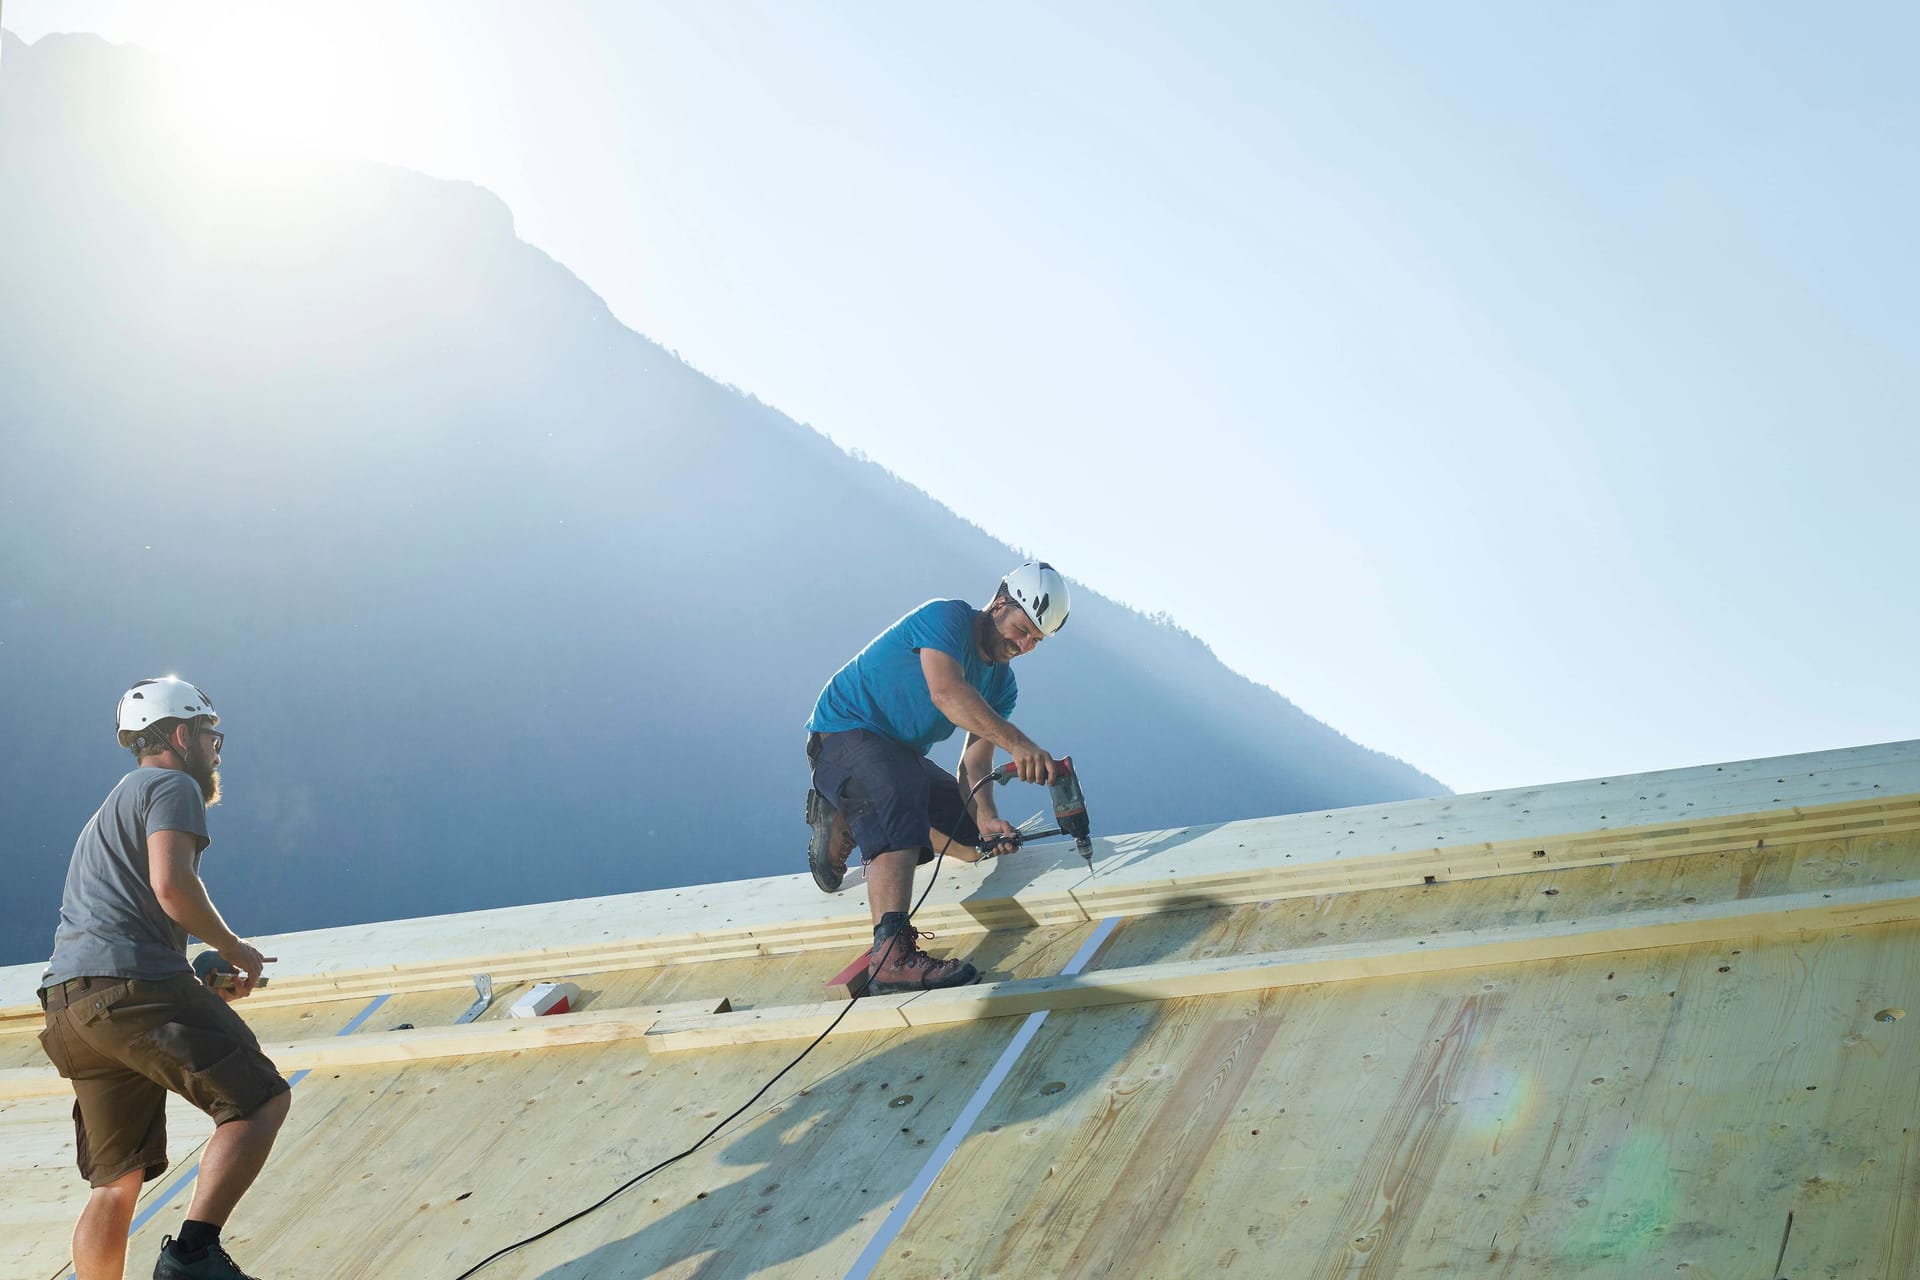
[116,676,218,749]
[1002,561,1071,637]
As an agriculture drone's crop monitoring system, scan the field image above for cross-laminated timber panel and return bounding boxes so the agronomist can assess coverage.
[36,840,1898,1280]
[3,742,1917,1278]
[5,738,1914,1027]
[6,825,1919,1277]
[877,916,1920,1279]
[5,849,1906,1100]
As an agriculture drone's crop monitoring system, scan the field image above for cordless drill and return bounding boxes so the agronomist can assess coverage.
[193,949,270,991]
[985,755,1095,870]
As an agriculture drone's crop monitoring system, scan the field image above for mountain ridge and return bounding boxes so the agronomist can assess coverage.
[0,30,1443,966]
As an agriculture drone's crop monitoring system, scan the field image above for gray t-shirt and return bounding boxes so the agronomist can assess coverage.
[42,767,210,988]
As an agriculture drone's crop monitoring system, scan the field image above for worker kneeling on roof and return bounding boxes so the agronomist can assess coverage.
[804,562,1069,992]
[37,678,287,1280]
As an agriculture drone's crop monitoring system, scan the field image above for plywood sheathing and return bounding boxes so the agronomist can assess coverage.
[5,738,1914,1023]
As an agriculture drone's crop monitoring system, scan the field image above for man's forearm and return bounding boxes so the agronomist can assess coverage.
[155,877,242,951]
[958,735,1001,821]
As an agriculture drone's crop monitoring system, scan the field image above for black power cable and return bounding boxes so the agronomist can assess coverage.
[450,769,1010,1278]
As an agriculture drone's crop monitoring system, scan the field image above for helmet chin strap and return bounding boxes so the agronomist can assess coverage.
[132,729,174,759]
[161,724,199,771]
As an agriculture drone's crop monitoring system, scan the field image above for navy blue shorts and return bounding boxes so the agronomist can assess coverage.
[809,730,980,864]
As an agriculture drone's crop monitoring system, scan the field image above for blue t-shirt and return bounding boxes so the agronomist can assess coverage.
[808,599,1017,755]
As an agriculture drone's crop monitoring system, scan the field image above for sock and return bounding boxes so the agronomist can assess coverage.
[173,1219,221,1257]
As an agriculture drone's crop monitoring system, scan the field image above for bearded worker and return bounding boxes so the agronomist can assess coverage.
[804,562,1070,992]
[37,677,287,1280]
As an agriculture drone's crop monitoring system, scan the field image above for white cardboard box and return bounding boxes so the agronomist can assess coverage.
[507,981,580,1018]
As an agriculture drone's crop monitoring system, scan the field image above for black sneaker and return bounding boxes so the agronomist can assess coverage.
[154,1235,262,1279]
[867,912,978,993]
[805,788,854,894]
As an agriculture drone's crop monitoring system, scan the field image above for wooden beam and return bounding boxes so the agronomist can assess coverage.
[643,879,1920,1052]
[1062,795,1920,920]
[0,996,731,1100]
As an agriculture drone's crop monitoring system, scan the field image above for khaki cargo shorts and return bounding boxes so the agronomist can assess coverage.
[38,973,289,1186]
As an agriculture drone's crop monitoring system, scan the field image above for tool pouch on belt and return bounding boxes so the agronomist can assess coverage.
[41,977,130,1021]
[73,982,132,1025]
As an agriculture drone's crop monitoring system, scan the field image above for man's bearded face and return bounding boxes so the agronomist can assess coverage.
[183,723,222,807]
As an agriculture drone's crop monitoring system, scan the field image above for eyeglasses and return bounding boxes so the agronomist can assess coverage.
[197,727,225,752]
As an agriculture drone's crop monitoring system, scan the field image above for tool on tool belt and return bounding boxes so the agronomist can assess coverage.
[976,755,1095,870]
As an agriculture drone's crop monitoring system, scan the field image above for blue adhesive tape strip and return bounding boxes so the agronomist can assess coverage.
[843,916,1122,1280]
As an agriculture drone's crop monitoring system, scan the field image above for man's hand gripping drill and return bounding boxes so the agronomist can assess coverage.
[973,755,1095,870]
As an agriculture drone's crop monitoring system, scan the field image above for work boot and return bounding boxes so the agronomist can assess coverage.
[805,788,854,894]
[867,912,978,993]
[154,1235,263,1279]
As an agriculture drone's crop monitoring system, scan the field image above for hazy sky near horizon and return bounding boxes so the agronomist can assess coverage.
[7,2,1917,793]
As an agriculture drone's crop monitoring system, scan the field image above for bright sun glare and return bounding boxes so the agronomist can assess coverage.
[156,8,420,170]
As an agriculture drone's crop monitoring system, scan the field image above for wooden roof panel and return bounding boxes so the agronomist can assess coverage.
[3,739,1918,1276]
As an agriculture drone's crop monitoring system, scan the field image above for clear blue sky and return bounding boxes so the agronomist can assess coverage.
[7,2,1916,791]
